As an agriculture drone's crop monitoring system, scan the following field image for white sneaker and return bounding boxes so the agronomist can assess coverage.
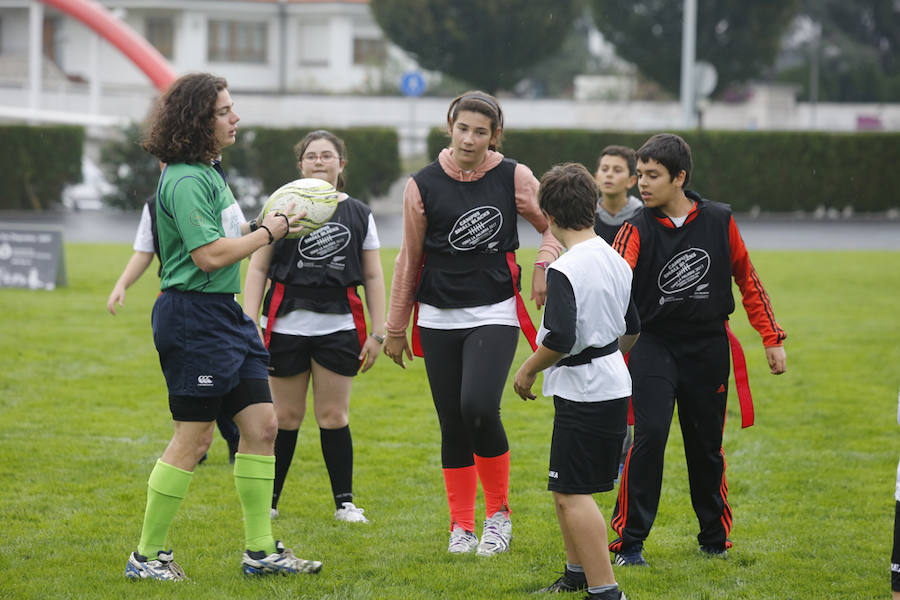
[476,511,511,556]
[448,524,478,554]
[334,501,369,523]
[124,550,187,581]
[270,507,279,519]
[241,540,322,576]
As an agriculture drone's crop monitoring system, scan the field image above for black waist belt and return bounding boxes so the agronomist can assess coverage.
[557,340,619,367]
[280,284,350,301]
[424,252,509,272]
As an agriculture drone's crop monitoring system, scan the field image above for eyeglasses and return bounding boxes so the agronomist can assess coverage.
[301,152,339,163]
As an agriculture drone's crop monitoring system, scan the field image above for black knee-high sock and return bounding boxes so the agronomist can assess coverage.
[892,500,900,591]
[320,425,353,510]
[272,429,299,509]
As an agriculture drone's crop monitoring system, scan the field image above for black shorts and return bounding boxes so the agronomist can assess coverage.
[169,378,271,422]
[152,290,270,397]
[548,396,628,494]
[267,329,361,378]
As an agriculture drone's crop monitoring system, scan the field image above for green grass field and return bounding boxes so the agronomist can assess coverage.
[1,244,898,599]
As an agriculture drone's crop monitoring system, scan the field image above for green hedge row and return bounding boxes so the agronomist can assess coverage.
[226,126,401,204]
[0,125,83,210]
[428,128,900,213]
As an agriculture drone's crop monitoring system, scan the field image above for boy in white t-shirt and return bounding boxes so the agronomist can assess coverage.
[514,162,639,600]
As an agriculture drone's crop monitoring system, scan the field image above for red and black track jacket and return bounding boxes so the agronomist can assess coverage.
[612,191,785,347]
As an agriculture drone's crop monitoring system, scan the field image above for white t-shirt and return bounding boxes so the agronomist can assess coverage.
[263,213,380,336]
[134,199,247,252]
[132,203,155,253]
[416,298,519,330]
[537,237,634,402]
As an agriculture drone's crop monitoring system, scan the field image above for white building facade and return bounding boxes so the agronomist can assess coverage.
[0,0,397,94]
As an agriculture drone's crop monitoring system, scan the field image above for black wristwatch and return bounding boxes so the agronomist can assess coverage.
[248,218,259,233]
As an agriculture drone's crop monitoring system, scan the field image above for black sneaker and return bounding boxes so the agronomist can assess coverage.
[535,571,587,593]
[613,549,647,567]
[699,539,732,558]
[584,587,626,599]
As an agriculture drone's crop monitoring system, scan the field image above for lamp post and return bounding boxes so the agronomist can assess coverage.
[679,0,698,129]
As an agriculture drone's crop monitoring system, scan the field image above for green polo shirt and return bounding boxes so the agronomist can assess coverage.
[156,162,245,293]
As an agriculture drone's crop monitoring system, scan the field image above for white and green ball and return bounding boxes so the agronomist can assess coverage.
[260,178,340,239]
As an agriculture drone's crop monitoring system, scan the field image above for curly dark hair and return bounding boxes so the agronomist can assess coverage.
[143,73,228,165]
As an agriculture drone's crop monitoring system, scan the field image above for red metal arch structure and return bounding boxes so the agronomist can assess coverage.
[40,0,177,92]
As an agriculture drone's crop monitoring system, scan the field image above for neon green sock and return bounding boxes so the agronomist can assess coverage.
[234,453,276,554]
[137,460,193,559]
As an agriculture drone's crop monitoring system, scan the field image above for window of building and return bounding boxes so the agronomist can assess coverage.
[208,20,267,64]
[146,17,174,60]
[353,37,385,65]
[42,17,59,64]
[297,21,329,67]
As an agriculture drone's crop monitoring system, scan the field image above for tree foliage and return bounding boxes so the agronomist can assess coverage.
[98,122,160,210]
[779,0,900,102]
[590,0,801,96]
[370,0,581,94]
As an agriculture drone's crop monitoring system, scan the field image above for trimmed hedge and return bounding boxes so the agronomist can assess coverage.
[0,125,83,210]
[226,126,401,204]
[427,128,900,212]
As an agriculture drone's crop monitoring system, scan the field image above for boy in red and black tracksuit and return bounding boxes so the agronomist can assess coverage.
[609,133,787,566]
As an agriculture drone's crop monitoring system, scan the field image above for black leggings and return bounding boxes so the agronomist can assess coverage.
[419,325,519,468]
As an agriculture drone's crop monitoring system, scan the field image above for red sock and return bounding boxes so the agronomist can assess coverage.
[475,451,510,517]
[442,465,477,532]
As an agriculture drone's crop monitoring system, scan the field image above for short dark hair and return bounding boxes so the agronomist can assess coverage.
[598,145,636,175]
[538,163,597,230]
[293,129,348,191]
[636,133,692,186]
[143,72,228,165]
[446,90,504,150]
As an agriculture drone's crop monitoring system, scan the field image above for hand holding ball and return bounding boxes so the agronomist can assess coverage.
[259,178,340,239]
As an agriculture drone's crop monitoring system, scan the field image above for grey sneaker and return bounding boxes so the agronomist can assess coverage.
[334,501,369,523]
[124,550,187,581]
[448,524,479,554]
[241,540,322,576]
[476,511,512,556]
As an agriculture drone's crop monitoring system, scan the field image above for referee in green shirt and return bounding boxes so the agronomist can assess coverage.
[124,72,321,581]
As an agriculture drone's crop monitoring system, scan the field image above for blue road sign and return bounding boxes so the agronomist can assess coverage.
[400,71,426,97]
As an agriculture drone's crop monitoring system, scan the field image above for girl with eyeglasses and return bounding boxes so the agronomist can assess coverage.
[384,91,562,556]
[243,130,386,524]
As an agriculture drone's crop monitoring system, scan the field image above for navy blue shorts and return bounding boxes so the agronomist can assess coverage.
[267,329,362,378]
[152,289,270,397]
[548,396,628,495]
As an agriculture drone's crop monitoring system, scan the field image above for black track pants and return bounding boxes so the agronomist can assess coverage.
[611,330,732,550]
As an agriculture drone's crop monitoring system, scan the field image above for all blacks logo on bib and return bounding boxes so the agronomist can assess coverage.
[298,222,351,261]
[449,206,503,251]
[657,247,710,294]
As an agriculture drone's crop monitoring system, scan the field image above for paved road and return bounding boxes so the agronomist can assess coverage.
[1,210,899,250]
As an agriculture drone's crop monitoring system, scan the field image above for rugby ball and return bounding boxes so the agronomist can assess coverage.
[260,178,340,239]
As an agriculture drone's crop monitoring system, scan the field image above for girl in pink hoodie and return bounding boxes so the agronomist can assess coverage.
[384,91,561,556]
